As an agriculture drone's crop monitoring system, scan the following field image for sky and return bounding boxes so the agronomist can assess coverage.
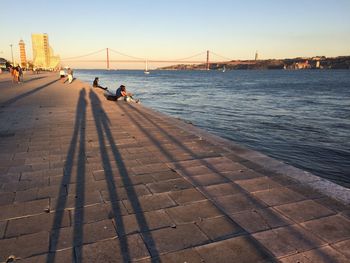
[1,0,350,69]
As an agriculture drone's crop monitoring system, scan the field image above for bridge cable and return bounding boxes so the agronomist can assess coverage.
[172,51,208,62]
[108,48,145,61]
[210,51,234,62]
[61,48,106,61]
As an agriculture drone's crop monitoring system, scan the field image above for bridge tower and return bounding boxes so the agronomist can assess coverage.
[206,50,210,70]
[106,48,110,69]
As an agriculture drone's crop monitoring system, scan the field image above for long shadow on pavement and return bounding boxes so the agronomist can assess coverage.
[0,75,45,84]
[89,90,160,262]
[47,88,87,263]
[0,78,59,108]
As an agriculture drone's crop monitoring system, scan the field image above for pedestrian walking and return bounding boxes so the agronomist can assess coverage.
[11,66,19,84]
[18,66,23,83]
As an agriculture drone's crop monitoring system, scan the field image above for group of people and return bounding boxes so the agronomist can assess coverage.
[92,77,140,103]
[59,68,74,83]
[10,65,23,83]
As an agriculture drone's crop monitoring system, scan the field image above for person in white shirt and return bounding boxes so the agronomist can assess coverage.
[67,68,73,84]
[59,68,66,83]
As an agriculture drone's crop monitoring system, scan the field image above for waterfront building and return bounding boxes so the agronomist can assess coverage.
[293,60,311,70]
[316,60,320,68]
[31,33,60,69]
[311,57,322,69]
[18,39,27,68]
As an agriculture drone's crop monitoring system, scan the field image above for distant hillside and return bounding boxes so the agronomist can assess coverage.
[158,56,350,70]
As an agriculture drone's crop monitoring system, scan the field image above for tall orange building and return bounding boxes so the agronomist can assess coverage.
[18,39,27,68]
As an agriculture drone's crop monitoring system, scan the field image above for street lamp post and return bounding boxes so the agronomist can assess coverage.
[10,44,14,66]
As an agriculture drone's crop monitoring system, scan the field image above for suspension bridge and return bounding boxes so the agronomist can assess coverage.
[61,48,233,70]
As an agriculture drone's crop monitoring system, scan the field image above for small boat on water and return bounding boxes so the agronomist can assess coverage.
[144,60,150,74]
[222,65,226,72]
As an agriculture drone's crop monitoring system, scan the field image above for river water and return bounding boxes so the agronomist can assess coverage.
[76,69,350,188]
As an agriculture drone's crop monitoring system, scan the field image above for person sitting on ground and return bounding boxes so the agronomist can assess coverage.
[115,85,140,103]
[93,77,107,90]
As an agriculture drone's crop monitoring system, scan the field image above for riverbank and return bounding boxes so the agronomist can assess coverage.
[0,74,349,262]
[158,55,350,70]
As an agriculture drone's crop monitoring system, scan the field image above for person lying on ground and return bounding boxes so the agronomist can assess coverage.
[116,85,140,103]
[93,77,107,90]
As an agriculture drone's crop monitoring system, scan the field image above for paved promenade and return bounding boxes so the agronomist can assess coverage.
[0,73,349,263]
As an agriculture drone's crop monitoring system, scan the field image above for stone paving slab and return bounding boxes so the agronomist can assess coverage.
[279,245,350,263]
[196,215,245,241]
[165,200,223,224]
[199,182,242,197]
[235,176,283,192]
[301,215,350,243]
[5,211,70,238]
[331,239,350,258]
[0,231,50,262]
[0,198,49,221]
[50,219,117,250]
[154,248,204,263]
[116,209,173,236]
[214,193,267,213]
[253,224,327,258]
[122,193,176,213]
[0,74,349,262]
[14,249,73,263]
[274,199,336,223]
[71,204,110,225]
[195,235,272,263]
[229,208,293,233]
[0,221,6,239]
[168,188,206,205]
[252,186,307,207]
[146,177,193,193]
[76,235,150,262]
[141,223,209,256]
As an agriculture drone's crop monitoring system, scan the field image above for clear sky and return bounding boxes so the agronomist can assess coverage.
[1,0,350,69]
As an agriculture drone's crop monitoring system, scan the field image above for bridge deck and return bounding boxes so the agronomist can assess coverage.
[0,73,349,262]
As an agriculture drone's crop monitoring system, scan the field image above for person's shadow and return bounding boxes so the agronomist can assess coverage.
[48,88,87,262]
[89,90,160,262]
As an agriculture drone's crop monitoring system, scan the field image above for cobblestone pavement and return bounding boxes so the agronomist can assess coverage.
[0,74,349,262]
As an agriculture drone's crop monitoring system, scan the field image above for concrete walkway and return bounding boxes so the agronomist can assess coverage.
[0,73,349,263]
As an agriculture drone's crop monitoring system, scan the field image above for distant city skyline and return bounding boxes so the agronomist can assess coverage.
[1,0,350,69]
